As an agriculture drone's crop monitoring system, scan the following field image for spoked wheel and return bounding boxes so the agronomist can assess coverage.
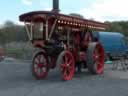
[57,51,75,81]
[86,42,104,74]
[32,51,49,80]
[83,31,93,47]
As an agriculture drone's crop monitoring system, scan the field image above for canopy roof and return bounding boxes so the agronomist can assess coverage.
[19,11,108,30]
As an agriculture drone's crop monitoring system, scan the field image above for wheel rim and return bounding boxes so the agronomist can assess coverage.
[60,51,75,80]
[32,52,48,79]
[93,44,104,74]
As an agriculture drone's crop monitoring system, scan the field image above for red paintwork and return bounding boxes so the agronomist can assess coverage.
[60,51,75,80]
[93,43,104,74]
[32,52,49,79]
[32,40,45,48]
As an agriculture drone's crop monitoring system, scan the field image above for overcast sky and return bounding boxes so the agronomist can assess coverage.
[0,0,128,24]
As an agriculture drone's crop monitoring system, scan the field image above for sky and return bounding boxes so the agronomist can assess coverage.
[0,0,128,25]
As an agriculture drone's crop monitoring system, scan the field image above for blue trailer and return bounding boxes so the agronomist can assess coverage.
[92,31,128,60]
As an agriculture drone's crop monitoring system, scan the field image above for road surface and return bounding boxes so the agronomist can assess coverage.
[0,60,128,96]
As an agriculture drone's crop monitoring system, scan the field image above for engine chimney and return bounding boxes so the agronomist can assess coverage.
[52,0,60,13]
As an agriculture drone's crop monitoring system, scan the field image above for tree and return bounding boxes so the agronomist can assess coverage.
[0,21,27,44]
[105,21,128,36]
[4,20,15,28]
[0,29,6,46]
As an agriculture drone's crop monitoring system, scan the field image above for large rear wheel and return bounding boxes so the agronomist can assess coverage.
[32,51,49,79]
[86,42,104,74]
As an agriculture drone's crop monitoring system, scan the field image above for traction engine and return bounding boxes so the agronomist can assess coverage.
[19,0,108,80]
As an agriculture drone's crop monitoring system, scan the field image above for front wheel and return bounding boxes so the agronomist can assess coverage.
[32,51,49,80]
[86,42,104,74]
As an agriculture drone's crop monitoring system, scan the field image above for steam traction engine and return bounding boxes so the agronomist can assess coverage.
[19,0,108,81]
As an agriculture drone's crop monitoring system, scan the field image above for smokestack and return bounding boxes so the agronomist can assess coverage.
[52,0,60,13]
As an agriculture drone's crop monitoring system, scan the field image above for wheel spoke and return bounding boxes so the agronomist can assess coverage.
[94,49,101,66]
[34,63,38,68]
[34,66,38,73]
[37,68,41,75]
[62,64,71,76]
[40,55,44,62]
[43,67,46,72]
[63,68,67,76]
[39,55,46,64]
[68,59,73,65]
[34,58,39,64]
[64,54,69,64]
[61,64,67,68]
